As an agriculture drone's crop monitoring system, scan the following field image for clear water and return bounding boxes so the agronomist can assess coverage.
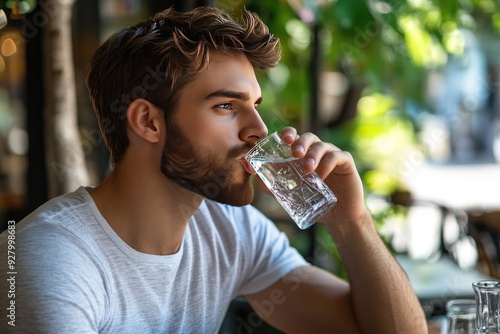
[250,156,337,229]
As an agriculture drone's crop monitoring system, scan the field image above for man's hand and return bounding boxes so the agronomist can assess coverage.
[279,127,368,228]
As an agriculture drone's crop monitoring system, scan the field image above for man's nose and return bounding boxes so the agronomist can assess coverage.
[239,107,268,145]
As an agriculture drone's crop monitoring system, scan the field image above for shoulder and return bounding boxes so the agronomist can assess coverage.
[9,186,92,235]
[1,187,103,270]
[0,188,109,329]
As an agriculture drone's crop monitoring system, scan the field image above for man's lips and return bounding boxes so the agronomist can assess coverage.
[241,158,256,175]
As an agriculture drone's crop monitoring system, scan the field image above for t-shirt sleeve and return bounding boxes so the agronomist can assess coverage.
[234,205,310,296]
[0,222,108,333]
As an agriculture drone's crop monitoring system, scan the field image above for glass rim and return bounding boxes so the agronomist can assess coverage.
[446,299,476,307]
[244,131,282,161]
[473,280,500,290]
[446,299,476,314]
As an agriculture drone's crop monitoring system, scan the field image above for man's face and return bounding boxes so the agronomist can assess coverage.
[161,52,268,206]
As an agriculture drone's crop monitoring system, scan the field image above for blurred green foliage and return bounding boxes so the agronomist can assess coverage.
[323,92,419,194]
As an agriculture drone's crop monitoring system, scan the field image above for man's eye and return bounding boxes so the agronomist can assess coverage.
[217,103,232,110]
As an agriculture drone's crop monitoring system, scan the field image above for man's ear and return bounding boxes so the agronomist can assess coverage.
[126,99,163,143]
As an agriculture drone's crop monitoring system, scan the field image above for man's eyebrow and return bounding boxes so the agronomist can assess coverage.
[205,90,262,104]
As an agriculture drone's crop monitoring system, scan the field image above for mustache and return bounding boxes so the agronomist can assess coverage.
[227,143,254,159]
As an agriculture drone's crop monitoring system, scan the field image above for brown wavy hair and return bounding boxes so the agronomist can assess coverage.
[86,6,281,166]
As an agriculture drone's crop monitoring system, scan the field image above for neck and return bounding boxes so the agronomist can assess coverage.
[89,162,203,255]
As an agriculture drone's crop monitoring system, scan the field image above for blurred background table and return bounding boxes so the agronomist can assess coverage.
[398,254,493,333]
[397,254,492,317]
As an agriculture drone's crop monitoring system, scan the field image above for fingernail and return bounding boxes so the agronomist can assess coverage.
[294,145,305,153]
[283,132,295,141]
[306,158,316,166]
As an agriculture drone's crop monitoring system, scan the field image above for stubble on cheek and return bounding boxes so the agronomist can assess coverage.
[160,136,256,205]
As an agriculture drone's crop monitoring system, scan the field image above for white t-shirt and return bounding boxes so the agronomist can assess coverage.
[0,187,308,333]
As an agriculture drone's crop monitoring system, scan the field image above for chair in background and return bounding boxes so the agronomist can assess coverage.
[466,210,500,279]
[374,190,481,270]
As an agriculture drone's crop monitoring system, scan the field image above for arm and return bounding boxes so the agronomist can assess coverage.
[245,127,427,334]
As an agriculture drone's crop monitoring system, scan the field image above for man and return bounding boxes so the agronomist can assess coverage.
[0,6,426,333]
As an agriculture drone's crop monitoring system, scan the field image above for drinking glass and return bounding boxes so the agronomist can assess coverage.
[446,299,476,334]
[474,280,500,333]
[244,132,337,229]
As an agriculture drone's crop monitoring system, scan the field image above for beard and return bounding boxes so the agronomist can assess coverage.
[160,121,255,206]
